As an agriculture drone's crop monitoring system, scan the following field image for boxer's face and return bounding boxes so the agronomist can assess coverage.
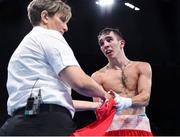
[98,32,123,58]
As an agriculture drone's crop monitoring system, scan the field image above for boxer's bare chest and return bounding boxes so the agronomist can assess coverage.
[101,65,139,97]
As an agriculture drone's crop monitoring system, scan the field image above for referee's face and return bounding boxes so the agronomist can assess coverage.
[41,10,69,35]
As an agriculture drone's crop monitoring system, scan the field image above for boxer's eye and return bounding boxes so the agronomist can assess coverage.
[105,37,112,43]
[99,41,104,47]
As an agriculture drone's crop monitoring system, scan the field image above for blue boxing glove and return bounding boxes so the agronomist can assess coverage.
[113,92,132,114]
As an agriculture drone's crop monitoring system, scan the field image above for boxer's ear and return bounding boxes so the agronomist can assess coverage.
[119,40,125,48]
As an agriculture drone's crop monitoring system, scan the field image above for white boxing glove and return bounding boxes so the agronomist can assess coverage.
[113,92,132,114]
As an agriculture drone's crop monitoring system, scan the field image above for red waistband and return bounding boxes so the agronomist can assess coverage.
[105,129,153,136]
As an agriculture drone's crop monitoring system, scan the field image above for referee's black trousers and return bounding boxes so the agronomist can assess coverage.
[0,104,77,136]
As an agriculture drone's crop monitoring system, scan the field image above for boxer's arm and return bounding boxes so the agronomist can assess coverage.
[131,62,152,107]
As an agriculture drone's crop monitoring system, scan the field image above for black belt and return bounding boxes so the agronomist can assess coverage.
[13,104,71,117]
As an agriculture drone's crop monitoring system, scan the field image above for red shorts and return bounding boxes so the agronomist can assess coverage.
[105,129,153,136]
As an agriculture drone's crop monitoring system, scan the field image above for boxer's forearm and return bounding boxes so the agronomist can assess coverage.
[131,91,150,107]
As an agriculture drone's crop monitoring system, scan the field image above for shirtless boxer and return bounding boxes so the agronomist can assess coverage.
[91,27,153,136]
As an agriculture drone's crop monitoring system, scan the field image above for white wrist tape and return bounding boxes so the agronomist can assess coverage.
[114,92,132,111]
